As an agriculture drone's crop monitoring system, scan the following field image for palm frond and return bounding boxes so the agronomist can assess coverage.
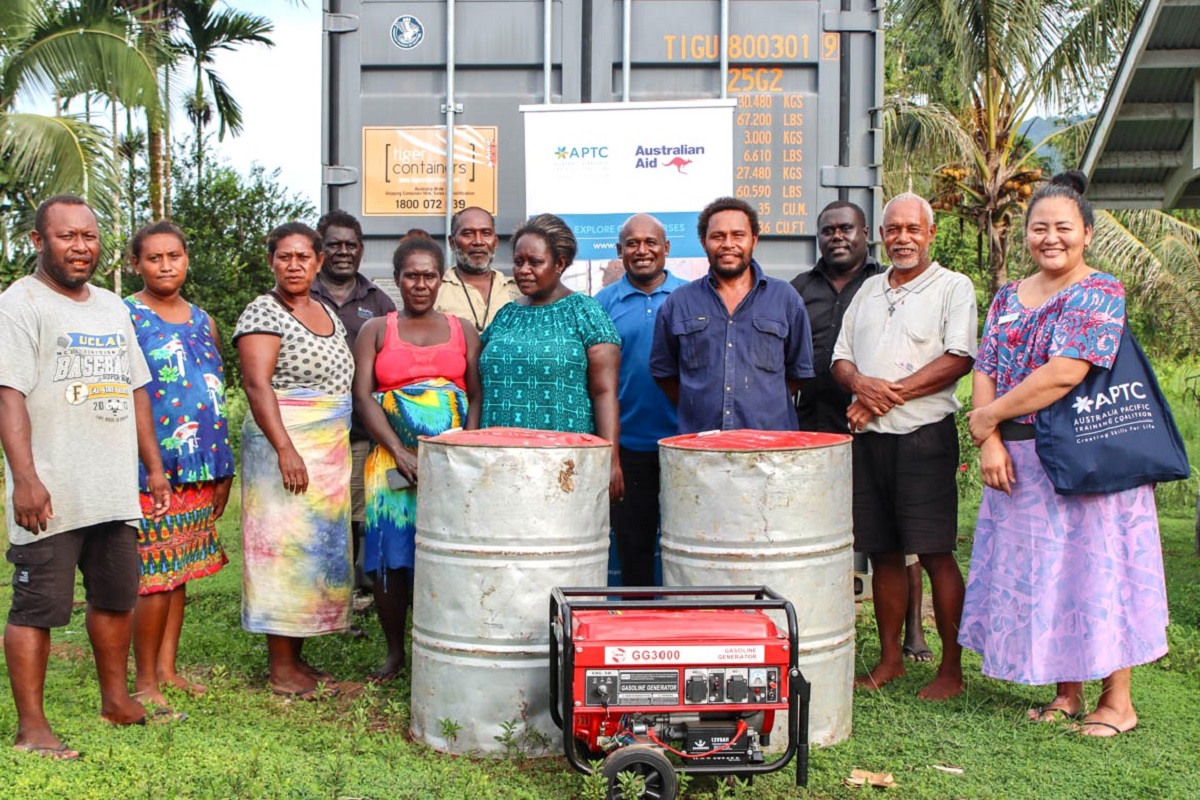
[0,111,119,230]
[2,3,160,113]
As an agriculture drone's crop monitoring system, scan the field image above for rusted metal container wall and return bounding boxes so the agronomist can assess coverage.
[322,0,882,282]
[586,0,883,276]
[409,429,610,755]
[659,431,855,746]
[322,0,583,283]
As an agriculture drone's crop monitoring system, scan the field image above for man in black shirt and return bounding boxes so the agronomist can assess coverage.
[790,201,931,663]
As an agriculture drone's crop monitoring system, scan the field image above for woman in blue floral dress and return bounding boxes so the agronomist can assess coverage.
[126,221,235,708]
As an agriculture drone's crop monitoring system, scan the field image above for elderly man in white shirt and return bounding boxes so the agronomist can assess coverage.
[832,192,977,702]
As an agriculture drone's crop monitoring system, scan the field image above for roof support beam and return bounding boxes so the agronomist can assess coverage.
[1138,49,1200,69]
[1116,103,1193,121]
[1088,183,1167,203]
[1097,150,1185,169]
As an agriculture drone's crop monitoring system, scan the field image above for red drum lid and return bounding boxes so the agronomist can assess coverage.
[660,429,851,451]
[425,426,612,448]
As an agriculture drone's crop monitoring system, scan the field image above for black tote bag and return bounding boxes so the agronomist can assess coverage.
[1033,328,1190,495]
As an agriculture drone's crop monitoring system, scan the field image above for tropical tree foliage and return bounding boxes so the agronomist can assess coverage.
[884,0,1141,296]
[122,138,314,385]
[1092,210,1200,356]
[0,0,160,260]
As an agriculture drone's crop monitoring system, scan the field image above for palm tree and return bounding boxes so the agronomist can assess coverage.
[1091,210,1200,348]
[884,0,1141,297]
[0,0,160,258]
[172,0,272,182]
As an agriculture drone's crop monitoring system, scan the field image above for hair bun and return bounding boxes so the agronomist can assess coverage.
[1049,169,1088,195]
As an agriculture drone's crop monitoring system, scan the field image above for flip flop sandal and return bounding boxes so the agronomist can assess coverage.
[147,706,188,724]
[903,645,935,662]
[272,684,341,701]
[1077,720,1135,737]
[1029,705,1082,723]
[14,744,81,761]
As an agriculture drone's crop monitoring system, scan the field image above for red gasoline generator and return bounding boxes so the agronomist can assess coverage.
[550,586,810,799]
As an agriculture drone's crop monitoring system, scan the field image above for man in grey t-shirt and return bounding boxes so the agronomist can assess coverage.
[0,195,171,759]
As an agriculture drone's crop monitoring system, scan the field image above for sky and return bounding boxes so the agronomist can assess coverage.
[18,0,324,207]
[210,0,323,206]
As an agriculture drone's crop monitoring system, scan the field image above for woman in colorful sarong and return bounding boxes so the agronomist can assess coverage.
[478,213,624,499]
[960,171,1168,737]
[126,221,234,710]
[352,237,481,681]
[234,222,355,698]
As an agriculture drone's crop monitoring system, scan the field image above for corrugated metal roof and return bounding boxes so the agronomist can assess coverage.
[1081,0,1200,209]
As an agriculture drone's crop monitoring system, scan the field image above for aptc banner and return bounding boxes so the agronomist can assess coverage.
[521,101,734,259]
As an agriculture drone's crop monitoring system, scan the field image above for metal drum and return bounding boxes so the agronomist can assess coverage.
[660,430,854,746]
[409,427,611,756]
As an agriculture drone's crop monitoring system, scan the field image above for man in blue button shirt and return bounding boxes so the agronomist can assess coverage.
[650,197,814,433]
[595,214,686,585]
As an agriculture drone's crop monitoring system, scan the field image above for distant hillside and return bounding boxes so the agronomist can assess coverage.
[1017,116,1081,171]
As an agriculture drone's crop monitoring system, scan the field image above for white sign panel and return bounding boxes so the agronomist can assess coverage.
[604,645,765,666]
[522,101,735,260]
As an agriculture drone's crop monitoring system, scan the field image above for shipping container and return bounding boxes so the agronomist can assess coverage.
[322,0,882,282]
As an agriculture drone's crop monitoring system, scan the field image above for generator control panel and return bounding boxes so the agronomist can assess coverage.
[584,667,781,706]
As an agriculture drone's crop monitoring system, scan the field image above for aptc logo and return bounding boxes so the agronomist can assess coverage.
[610,647,627,664]
[1072,382,1147,415]
[555,146,609,160]
[390,15,424,50]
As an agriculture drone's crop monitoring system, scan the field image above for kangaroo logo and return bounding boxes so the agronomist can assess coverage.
[663,157,693,174]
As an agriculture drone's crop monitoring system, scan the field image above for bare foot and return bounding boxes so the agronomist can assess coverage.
[1075,708,1137,737]
[162,673,207,696]
[100,696,147,726]
[855,660,905,691]
[917,671,964,701]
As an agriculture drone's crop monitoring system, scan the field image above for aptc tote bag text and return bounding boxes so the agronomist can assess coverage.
[1034,328,1190,495]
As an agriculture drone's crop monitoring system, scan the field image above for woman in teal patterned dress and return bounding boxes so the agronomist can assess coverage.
[478,213,624,500]
[125,221,234,709]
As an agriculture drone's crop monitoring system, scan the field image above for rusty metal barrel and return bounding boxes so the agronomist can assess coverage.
[409,428,611,755]
[659,430,855,746]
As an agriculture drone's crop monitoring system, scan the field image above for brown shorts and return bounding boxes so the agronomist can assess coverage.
[7,521,139,628]
[350,439,371,523]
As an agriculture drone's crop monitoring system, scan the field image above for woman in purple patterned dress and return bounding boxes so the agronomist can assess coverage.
[959,171,1168,737]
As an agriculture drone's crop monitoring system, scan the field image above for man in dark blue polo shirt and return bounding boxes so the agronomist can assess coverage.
[595,214,687,585]
[650,197,813,433]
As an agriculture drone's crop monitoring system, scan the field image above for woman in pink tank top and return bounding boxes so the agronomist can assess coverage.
[351,237,482,681]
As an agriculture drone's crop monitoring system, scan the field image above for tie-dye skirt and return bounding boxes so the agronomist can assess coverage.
[364,379,468,573]
[958,439,1169,684]
[240,389,352,637]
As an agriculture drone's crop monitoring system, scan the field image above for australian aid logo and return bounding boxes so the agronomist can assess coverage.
[1070,381,1156,443]
[634,143,705,173]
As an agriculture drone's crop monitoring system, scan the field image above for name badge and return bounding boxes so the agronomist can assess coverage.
[356,307,374,319]
[997,312,1019,325]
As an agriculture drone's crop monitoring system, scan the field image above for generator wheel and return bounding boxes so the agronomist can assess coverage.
[601,745,678,800]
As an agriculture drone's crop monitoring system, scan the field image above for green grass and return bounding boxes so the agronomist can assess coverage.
[0,484,1198,797]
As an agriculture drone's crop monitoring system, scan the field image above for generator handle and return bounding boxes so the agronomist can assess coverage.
[791,666,811,787]
[548,591,566,731]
